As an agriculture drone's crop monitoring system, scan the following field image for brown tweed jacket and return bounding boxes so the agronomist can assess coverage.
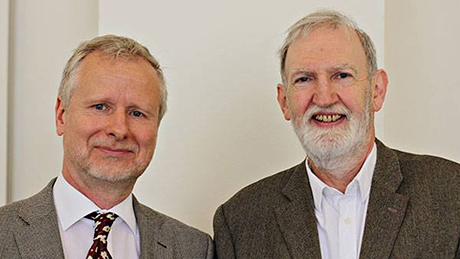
[214,139,460,259]
[0,178,214,259]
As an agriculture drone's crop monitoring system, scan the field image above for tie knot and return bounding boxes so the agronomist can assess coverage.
[85,212,118,237]
[86,212,118,223]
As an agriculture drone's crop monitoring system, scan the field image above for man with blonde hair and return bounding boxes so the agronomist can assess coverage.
[214,10,460,259]
[0,35,213,259]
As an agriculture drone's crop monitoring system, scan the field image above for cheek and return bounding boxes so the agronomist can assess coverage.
[62,124,93,157]
[288,91,312,116]
[76,123,105,144]
[65,117,95,142]
[68,112,105,132]
[135,127,158,151]
[338,88,368,112]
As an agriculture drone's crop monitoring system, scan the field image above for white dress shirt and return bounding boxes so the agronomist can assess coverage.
[306,143,377,259]
[53,175,140,259]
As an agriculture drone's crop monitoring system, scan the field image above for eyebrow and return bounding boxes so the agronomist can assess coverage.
[330,64,358,74]
[83,97,113,105]
[290,69,314,79]
[290,63,359,79]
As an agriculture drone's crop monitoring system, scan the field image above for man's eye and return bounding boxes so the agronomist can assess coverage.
[294,76,312,84]
[132,110,143,118]
[93,104,106,110]
[336,73,350,79]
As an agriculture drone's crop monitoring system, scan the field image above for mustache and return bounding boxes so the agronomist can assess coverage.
[90,139,138,152]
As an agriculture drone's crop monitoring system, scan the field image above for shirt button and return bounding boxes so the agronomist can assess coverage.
[344,217,352,225]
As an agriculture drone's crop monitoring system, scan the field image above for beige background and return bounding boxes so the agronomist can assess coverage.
[0,0,9,205]
[384,0,460,162]
[1,0,458,235]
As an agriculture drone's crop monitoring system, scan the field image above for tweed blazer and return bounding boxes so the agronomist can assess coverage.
[214,139,460,259]
[0,178,213,259]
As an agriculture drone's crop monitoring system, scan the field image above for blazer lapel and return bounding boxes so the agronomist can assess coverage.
[359,140,409,259]
[275,162,322,259]
[14,179,65,259]
[135,198,174,259]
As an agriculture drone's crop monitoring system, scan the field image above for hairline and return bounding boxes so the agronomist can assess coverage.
[66,52,165,104]
[59,35,167,123]
[279,11,378,86]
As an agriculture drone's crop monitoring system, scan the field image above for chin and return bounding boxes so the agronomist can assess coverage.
[83,162,146,183]
[293,111,372,172]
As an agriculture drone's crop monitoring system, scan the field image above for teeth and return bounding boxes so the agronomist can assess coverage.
[315,114,342,123]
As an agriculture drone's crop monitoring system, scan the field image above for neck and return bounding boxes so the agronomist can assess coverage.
[62,171,135,209]
[309,139,374,193]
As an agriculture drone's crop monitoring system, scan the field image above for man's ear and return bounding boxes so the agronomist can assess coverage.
[371,69,388,112]
[277,83,291,121]
[55,97,66,136]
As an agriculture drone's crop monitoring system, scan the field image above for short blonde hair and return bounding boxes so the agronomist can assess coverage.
[59,34,167,121]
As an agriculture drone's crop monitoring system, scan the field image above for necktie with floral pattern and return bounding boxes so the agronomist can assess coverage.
[85,212,118,259]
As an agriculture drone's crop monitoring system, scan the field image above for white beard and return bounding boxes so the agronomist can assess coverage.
[290,90,372,174]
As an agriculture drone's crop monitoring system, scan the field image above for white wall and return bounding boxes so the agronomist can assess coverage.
[384,0,460,163]
[0,0,9,206]
[99,0,385,234]
[8,0,99,201]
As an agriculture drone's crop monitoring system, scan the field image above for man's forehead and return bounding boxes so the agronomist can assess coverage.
[285,26,367,70]
[298,23,355,37]
[78,52,158,80]
[292,25,361,51]
[72,52,161,100]
[81,51,149,67]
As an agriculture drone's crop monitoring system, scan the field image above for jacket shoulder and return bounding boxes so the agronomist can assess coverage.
[392,148,460,178]
[386,147,460,204]
[0,188,48,225]
[135,202,213,258]
[0,189,52,258]
[140,202,209,236]
[220,162,302,212]
[0,198,23,232]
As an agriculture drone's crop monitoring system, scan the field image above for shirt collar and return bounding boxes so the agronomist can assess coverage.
[53,174,137,235]
[306,142,377,211]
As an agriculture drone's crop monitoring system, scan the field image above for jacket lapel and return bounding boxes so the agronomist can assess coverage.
[275,162,322,259]
[135,198,174,259]
[359,140,409,259]
[14,179,65,259]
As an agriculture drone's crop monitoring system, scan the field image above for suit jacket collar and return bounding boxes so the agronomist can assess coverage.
[15,178,174,259]
[15,178,65,259]
[275,139,408,259]
[134,196,177,259]
[359,139,409,259]
[275,161,322,259]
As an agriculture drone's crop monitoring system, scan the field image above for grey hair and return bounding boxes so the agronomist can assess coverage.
[59,34,168,122]
[278,10,377,84]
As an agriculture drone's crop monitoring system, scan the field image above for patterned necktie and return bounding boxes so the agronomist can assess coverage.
[85,212,118,259]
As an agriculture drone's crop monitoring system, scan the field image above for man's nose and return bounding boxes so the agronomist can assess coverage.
[106,110,129,140]
[312,76,339,107]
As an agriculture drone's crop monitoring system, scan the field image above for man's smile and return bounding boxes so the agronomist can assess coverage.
[94,146,135,157]
[313,113,345,123]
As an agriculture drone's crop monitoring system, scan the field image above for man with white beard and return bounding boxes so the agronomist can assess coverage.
[213,10,460,259]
